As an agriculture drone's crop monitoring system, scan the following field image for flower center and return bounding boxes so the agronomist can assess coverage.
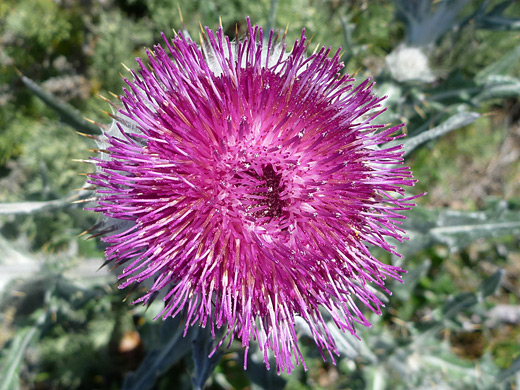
[218,158,289,225]
[245,164,286,220]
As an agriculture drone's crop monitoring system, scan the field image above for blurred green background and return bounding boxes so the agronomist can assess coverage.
[1,0,520,389]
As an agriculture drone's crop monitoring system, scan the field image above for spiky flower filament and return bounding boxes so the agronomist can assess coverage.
[89,19,418,373]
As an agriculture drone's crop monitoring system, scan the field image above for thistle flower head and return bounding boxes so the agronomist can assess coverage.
[89,19,418,373]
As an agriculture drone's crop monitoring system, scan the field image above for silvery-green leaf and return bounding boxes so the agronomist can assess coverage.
[393,260,431,301]
[476,45,520,81]
[0,234,40,294]
[191,326,223,390]
[474,1,520,31]
[339,12,358,67]
[394,0,470,46]
[418,353,476,378]
[399,203,520,256]
[244,346,286,390]
[440,269,503,320]
[0,310,47,390]
[364,365,387,390]
[472,75,520,103]
[332,321,378,364]
[442,292,478,319]
[0,190,93,215]
[498,356,520,383]
[387,112,480,158]
[19,73,101,135]
[296,317,376,362]
[122,317,194,390]
[266,0,279,34]
[479,269,505,300]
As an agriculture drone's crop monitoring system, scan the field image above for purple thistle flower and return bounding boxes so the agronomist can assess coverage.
[88,19,418,373]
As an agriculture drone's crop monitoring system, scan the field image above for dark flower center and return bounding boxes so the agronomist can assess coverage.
[245,164,287,220]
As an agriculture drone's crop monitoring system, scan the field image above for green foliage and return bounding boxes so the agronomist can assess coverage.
[1,0,520,389]
[0,310,47,390]
[0,114,34,168]
[1,0,84,76]
[21,121,91,198]
[122,315,195,390]
[5,0,72,48]
[398,201,520,256]
[90,10,152,93]
[18,74,101,135]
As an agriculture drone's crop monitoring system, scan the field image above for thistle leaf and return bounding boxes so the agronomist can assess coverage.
[364,365,387,390]
[393,259,431,301]
[244,347,287,390]
[394,112,480,158]
[498,355,520,383]
[442,292,478,319]
[266,0,279,33]
[0,310,47,390]
[191,326,223,390]
[479,268,505,300]
[122,317,194,390]
[472,75,520,103]
[0,190,92,215]
[399,202,520,256]
[474,1,520,31]
[19,73,101,135]
[394,0,470,46]
[476,45,520,81]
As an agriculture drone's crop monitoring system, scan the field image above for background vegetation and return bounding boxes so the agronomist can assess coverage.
[0,0,519,389]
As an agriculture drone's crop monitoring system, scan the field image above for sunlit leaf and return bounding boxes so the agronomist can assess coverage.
[0,190,92,215]
[472,75,520,103]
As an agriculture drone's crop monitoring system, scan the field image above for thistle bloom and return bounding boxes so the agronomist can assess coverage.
[89,20,418,373]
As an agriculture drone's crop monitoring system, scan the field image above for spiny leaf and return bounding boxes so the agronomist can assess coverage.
[442,292,478,319]
[18,73,101,135]
[399,202,520,256]
[393,260,431,301]
[364,365,387,390]
[265,0,279,34]
[388,112,480,158]
[244,347,287,390]
[0,190,93,215]
[472,75,520,103]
